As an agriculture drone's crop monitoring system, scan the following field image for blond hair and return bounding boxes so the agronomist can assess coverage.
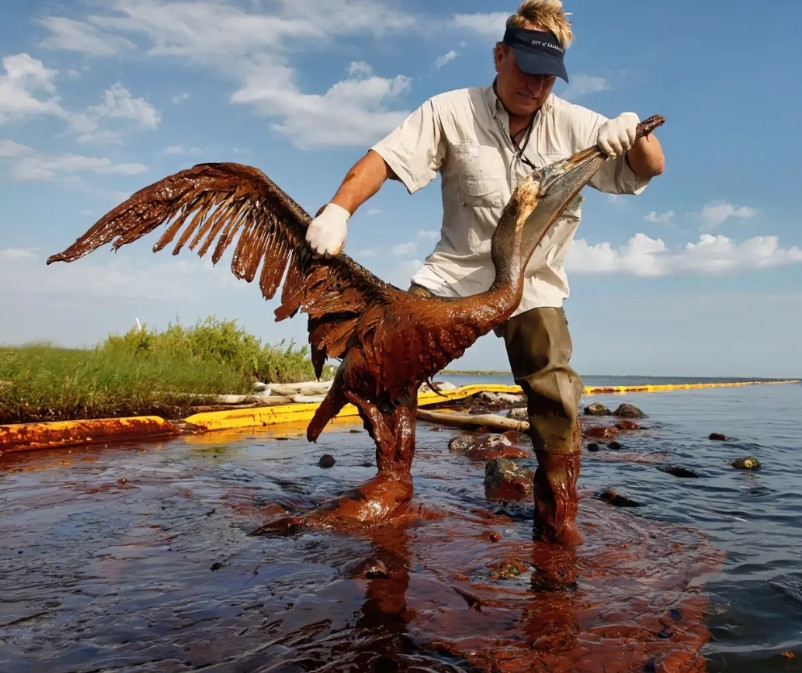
[505,0,573,48]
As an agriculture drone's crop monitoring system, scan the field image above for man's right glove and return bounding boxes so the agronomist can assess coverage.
[305,203,350,257]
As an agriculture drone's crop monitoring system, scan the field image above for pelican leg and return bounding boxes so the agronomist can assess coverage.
[347,392,396,466]
[390,397,416,470]
[345,391,415,475]
[296,392,416,527]
[251,393,416,535]
[307,366,348,442]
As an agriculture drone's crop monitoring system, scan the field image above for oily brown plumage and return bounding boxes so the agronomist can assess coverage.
[48,163,506,438]
[49,163,390,381]
[46,162,517,451]
[48,116,664,496]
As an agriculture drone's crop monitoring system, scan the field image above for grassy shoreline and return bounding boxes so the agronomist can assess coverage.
[0,318,329,425]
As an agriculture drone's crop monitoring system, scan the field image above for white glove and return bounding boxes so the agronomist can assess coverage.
[305,203,350,257]
[597,112,639,158]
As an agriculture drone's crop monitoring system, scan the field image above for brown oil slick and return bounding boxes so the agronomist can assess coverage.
[0,416,180,453]
[0,423,721,673]
[46,118,665,537]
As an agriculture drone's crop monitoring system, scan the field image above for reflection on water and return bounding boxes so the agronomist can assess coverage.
[0,381,800,672]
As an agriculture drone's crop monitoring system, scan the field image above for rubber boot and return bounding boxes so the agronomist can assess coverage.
[533,450,583,546]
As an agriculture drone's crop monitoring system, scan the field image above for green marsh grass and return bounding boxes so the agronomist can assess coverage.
[0,318,325,424]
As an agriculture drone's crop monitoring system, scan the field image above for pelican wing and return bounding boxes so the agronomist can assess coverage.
[47,162,394,374]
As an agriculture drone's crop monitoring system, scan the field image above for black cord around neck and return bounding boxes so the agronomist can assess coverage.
[492,78,537,170]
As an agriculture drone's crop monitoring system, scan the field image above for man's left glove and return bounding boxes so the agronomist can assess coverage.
[596,112,639,158]
[305,203,350,257]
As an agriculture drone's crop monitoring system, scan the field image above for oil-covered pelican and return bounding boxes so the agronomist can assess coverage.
[48,116,664,529]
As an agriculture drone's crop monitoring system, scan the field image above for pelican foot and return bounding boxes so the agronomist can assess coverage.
[250,471,415,535]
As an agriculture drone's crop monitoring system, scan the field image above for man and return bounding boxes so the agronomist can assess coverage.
[305,0,665,545]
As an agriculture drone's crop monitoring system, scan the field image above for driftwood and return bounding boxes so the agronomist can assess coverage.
[416,408,530,433]
[268,381,333,396]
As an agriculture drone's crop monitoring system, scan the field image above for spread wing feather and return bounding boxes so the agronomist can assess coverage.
[47,162,395,370]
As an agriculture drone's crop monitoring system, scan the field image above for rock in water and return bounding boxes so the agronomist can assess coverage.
[598,488,641,508]
[658,464,699,479]
[484,458,534,501]
[732,456,761,470]
[614,403,646,419]
[318,454,336,468]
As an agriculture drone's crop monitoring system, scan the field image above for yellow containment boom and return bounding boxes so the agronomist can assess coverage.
[1,379,798,453]
[182,380,799,433]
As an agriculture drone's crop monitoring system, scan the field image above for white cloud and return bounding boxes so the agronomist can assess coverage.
[0,54,64,124]
[0,248,37,261]
[232,59,411,148]
[434,50,458,70]
[1,248,246,309]
[1,54,160,144]
[68,0,414,61]
[0,244,317,350]
[391,242,418,256]
[698,201,758,231]
[1,53,56,93]
[365,208,381,216]
[418,229,439,240]
[0,140,147,184]
[263,0,418,38]
[644,210,674,224]
[348,61,374,78]
[452,12,508,40]
[171,92,190,104]
[38,16,136,55]
[163,145,203,156]
[39,5,309,61]
[386,258,424,289]
[0,139,30,158]
[562,75,610,100]
[680,234,800,273]
[88,82,161,129]
[76,129,124,145]
[35,2,418,148]
[567,233,802,276]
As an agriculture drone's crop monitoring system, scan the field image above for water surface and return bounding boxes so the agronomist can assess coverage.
[0,378,799,671]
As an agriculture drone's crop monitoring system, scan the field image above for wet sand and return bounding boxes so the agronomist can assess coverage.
[0,421,721,672]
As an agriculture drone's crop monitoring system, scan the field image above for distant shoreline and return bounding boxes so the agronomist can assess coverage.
[440,370,799,382]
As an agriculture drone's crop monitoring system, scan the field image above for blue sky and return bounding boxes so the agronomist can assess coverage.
[1,0,800,378]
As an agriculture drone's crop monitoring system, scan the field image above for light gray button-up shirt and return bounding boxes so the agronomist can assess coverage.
[372,85,649,315]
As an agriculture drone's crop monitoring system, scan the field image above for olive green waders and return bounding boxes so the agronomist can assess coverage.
[501,306,583,544]
[409,285,583,544]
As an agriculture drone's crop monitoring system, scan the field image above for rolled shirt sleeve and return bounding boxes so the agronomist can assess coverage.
[586,114,651,195]
[371,99,445,195]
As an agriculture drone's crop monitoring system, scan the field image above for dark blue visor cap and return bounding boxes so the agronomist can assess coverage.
[502,28,568,82]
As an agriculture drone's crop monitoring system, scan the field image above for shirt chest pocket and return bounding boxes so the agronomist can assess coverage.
[451,143,505,208]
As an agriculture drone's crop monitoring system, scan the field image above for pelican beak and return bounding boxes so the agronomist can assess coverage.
[533,145,607,218]
[525,114,665,234]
